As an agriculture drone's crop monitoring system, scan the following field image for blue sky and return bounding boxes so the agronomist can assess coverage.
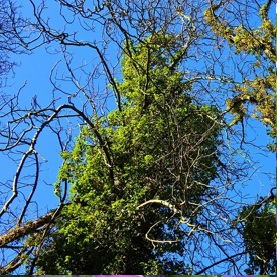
[5,0,273,199]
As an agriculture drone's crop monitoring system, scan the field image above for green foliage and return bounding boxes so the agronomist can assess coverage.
[235,199,277,274]
[35,35,222,274]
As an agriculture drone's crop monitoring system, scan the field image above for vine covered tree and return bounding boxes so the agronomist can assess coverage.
[32,36,223,274]
[0,0,275,275]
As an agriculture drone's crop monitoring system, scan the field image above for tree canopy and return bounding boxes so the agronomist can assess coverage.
[33,36,223,274]
[0,0,275,275]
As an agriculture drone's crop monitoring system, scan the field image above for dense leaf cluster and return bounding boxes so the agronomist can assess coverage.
[35,37,222,274]
[236,199,276,274]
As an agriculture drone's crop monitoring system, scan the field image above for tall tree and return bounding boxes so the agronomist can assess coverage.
[32,36,223,274]
[0,0,274,274]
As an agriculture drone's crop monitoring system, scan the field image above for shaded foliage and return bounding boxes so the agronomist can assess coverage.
[235,197,276,274]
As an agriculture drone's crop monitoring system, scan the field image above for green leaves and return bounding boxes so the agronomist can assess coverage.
[39,35,223,274]
[235,199,276,274]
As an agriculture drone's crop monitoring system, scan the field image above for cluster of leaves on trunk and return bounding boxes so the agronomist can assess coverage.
[34,36,222,274]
